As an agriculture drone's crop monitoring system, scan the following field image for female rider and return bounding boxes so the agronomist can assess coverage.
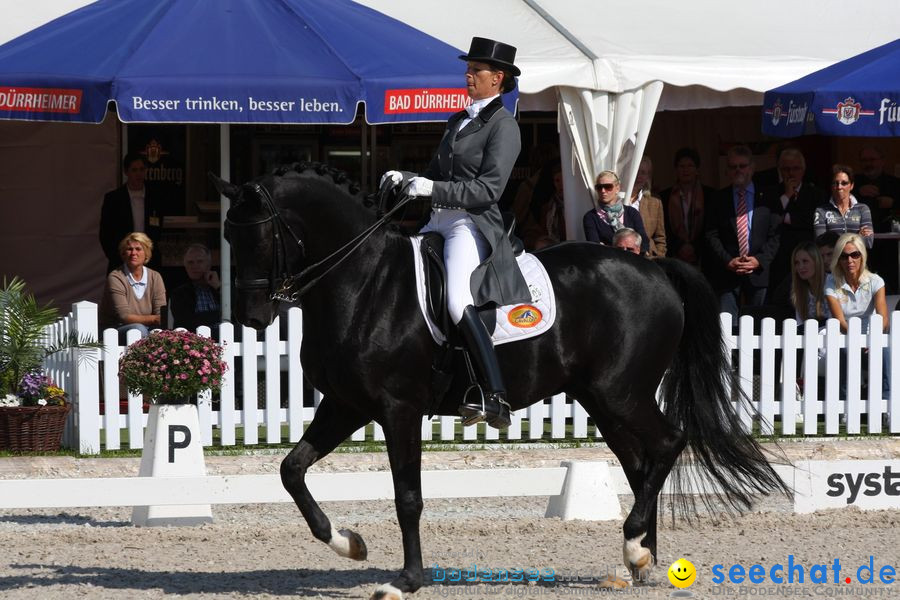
[381,38,530,428]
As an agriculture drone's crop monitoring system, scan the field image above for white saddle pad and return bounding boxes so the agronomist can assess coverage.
[410,235,556,346]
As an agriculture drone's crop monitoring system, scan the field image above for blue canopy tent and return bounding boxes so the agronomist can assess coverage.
[762,38,900,138]
[0,0,516,124]
[0,0,517,315]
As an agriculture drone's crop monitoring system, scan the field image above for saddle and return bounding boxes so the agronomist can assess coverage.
[419,212,524,343]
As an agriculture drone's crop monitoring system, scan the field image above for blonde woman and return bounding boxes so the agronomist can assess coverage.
[825,232,889,396]
[99,232,166,339]
[583,170,649,254]
[790,241,830,323]
[825,233,888,333]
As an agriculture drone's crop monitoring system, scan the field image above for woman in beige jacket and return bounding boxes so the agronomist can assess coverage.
[99,232,166,339]
[629,157,667,257]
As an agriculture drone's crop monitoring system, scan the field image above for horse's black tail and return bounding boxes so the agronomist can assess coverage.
[657,258,791,516]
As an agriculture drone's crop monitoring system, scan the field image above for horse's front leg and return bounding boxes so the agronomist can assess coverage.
[370,403,425,600]
[280,396,371,559]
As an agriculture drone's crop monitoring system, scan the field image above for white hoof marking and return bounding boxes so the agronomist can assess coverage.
[327,526,352,558]
[370,583,403,600]
[623,533,654,583]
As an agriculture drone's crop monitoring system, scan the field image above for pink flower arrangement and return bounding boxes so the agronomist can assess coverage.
[118,330,226,402]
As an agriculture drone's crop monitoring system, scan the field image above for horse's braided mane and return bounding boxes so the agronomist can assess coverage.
[271,162,362,197]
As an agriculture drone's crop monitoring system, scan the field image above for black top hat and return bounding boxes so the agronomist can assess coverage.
[458,37,521,77]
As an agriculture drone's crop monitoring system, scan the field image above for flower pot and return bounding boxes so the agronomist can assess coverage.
[0,404,71,452]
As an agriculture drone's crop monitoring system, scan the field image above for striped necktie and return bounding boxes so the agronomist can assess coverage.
[736,188,749,257]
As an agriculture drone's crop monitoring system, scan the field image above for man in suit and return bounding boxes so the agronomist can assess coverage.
[705,145,780,320]
[379,37,529,429]
[169,243,221,332]
[99,153,166,273]
[763,148,818,295]
[856,145,900,231]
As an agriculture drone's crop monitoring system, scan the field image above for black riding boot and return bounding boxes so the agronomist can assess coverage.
[457,305,511,429]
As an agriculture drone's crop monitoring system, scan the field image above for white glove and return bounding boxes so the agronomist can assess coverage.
[379,170,402,189]
[408,176,433,198]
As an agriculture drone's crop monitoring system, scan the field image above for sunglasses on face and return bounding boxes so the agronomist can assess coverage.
[595,183,616,192]
[839,251,862,261]
[832,180,852,187]
[728,163,750,170]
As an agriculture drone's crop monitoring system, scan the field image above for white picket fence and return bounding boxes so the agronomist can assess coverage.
[41,302,899,455]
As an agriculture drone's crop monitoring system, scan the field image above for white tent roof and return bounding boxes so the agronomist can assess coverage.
[357,0,899,103]
[5,0,899,105]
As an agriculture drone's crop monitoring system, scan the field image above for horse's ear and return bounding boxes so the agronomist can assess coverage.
[208,172,242,202]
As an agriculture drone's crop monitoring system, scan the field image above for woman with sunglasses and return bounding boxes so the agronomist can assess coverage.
[582,170,649,254]
[825,232,890,396]
[813,165,874,248]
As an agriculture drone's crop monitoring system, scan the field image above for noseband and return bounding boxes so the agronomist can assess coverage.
[225,180,411,304]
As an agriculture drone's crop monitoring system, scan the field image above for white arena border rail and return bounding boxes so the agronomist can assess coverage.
[3,460,891,517]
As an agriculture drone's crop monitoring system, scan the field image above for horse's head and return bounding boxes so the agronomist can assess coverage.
[214,172,305,329]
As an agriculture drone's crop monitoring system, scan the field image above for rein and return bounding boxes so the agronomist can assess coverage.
[228,181,411,304]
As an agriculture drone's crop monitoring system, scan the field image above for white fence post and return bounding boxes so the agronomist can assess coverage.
[101,328,121,450]
[196,325,214,445]
[846,318,864,434]
[780,318,799,435]
[72,301,101,454]
[287,307,304,442]
[241,324,259,445]
[824,319,841,434]
[867,314,886,434]
[218,322,237,446]
[263,317,281,444]
[758,317,776,435]
[891,313,900,433]
[801,319,820,436]
[737,315,756,432]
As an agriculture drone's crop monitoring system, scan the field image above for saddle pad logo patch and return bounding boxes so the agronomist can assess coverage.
[508,305,542,328]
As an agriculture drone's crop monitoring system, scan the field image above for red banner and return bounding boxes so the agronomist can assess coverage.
[384,88,469,114]
[0,86,82,114]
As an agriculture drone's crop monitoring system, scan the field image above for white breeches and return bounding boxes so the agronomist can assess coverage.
[421,208,489,324]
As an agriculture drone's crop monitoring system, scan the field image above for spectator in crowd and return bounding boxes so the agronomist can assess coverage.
[520,160,565,249]
[612,228,642,255]
[814,165,874,248]
[826,232,889,332]
[99,232,166,340]
[628,157,666,257]
[704,145,780,320]
[660,147,713,266]
[763,148,818,298]
[583,170,650,254]
[791,241,830,323]
[511,144,559,232]
[855,146,900,231]
[170,243,221,332]
[816,231,840,274]
[99,153,167,274]
[825,232,890,396]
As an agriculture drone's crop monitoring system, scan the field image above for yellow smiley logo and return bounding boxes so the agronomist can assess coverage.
[667,558,697,588]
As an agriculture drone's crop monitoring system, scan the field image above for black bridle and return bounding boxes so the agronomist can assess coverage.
[225,180,411,303]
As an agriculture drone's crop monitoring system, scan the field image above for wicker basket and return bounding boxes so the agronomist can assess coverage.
[0,404,71,452]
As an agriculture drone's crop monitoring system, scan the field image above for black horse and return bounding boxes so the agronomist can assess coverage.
[215,163,788,600]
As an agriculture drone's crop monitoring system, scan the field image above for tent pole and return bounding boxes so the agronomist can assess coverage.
[220,123,231,322]
[360,120,368,192]
[370,125,377,188]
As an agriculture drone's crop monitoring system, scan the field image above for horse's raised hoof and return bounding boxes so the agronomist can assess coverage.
[623,535,654,584]
[370,583,403,600]
[327,526,368,561]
